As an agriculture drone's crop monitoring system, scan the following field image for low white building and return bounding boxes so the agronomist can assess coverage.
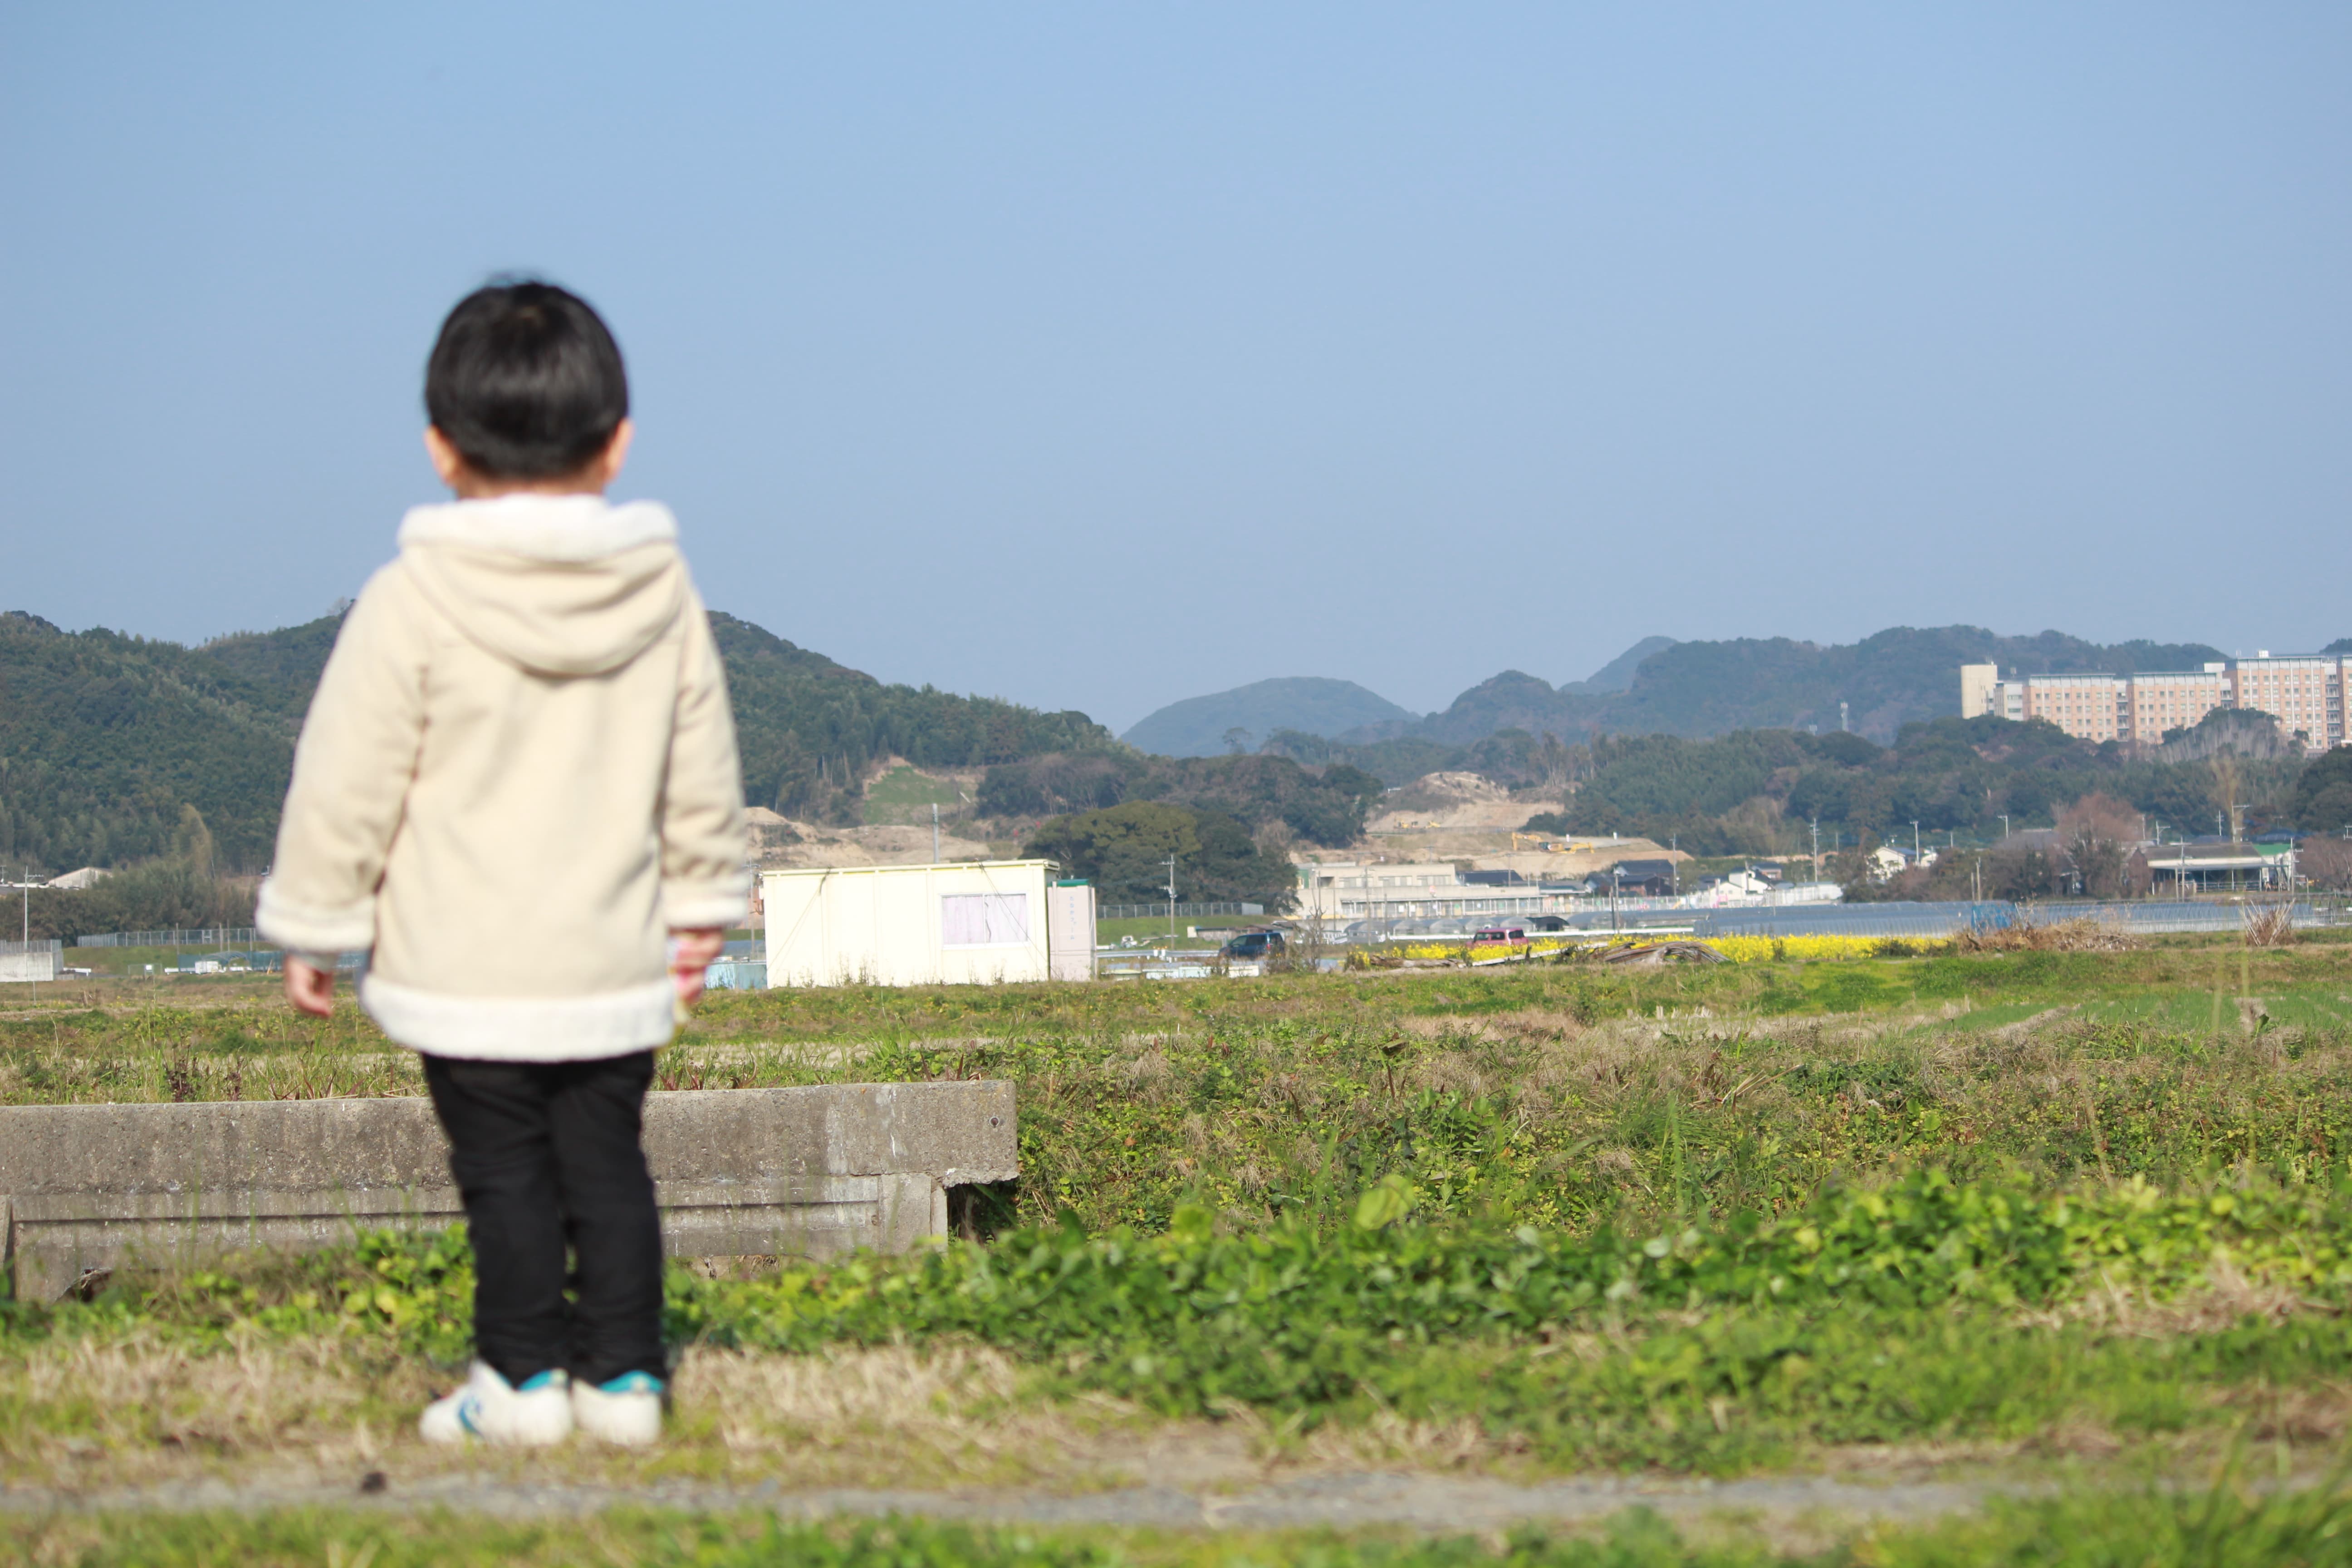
[762,860,1096,988]
[1293,861,1549,923]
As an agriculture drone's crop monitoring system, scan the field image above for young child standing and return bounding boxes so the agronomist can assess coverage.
[258,281,748,1447]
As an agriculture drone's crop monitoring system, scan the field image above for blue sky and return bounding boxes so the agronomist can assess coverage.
[3,5,2346,731]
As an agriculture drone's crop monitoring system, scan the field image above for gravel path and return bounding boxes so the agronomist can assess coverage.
[2,1468,2018,1531]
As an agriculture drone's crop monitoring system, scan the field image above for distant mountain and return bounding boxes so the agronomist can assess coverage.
[0,605,1114,873]
[1563,635,1679,694]
[1262,626,2235,783]
[1122,676,1416,758]
[1406,627,2228,748]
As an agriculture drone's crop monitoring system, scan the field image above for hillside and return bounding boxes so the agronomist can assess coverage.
[0,606,1117,874]
[708,613,1116,819]
[1348,626,2227,757]
[1121,676,1416,757]
[0,612,299,871]
[1561,634,1678,695]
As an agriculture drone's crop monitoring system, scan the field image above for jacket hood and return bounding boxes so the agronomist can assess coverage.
[396,496,688,677]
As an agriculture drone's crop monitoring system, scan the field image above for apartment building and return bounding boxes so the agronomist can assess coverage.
[1960,654,2351,749]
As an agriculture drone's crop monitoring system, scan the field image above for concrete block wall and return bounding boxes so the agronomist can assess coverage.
[0,1081,1016,1301]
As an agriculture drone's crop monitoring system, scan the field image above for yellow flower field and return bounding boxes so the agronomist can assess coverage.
[1375,932,1947,965]
[1700,932,1946,962]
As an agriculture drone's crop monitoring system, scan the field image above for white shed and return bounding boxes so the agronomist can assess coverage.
[762,860,1093,988]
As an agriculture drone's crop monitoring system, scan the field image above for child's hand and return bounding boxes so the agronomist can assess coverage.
[286,956,336,1017]
[669,927,726,1010]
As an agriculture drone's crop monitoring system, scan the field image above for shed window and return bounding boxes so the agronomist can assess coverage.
[942,892,1030,946]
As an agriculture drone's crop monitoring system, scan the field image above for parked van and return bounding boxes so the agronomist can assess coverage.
[1221,930,1287,960]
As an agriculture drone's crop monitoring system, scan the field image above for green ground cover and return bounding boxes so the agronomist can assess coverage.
[13,1163,2350,1475]
[9,936,2352,1562]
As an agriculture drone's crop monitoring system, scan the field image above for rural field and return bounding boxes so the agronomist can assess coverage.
[8,931,2352,1565]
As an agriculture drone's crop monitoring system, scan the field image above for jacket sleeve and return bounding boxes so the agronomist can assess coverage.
[658,591,751,929]
[255,565,429,954]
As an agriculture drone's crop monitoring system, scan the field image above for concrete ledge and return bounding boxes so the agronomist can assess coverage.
[0,1081,1016,1301]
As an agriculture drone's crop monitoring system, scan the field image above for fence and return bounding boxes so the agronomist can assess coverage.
[1098,902,1264,921]
[705,958,768,990]
[72,927,260,950]
[1686,899,2317,941]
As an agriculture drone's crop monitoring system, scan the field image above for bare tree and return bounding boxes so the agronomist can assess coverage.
[2300,836,2352,892]
[2057,792,2141,898]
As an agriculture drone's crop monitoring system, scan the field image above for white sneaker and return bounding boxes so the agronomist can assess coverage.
[417,1361,573,1446]
[570,1370,665,1446]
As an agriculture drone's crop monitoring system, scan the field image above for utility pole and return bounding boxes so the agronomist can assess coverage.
[1911,822,1921,862]
[931,803,941,865]
[1840,701,1850,733]
[1810,818,1820,883]
[1165,853,1179,945]
[1999,814,2010,840]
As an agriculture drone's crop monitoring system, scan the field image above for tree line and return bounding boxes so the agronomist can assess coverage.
[1502,711,2333,858]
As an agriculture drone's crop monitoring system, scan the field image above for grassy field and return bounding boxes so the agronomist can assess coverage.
[8,932,2352,1563]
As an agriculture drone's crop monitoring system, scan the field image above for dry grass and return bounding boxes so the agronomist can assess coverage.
[2243,902,2299,949]
[0,1334,1178,1493]
[0,1329,425,1483]
[2018,1255,2322,1338]
[669,1343,1123,1485]
[1952,916,2142,954]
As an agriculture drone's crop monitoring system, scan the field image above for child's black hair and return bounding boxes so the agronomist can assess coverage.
[425,280,629,478]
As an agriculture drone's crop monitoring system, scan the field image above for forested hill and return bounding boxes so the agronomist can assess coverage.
[706,613,1115,820]
[1411,627,2228,747]
[0,607,1116,873]
[0,612,302,873]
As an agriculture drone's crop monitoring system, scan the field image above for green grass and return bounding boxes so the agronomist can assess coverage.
[15,938,2352,1240]
[21,1165,2352,1473]
[860,764,975,826]
[15,936,2352,1546]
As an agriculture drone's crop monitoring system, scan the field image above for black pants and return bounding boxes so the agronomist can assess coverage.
[421,1051,665,1389]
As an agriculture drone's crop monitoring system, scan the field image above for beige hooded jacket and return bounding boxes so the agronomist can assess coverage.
[256,495,749,1062]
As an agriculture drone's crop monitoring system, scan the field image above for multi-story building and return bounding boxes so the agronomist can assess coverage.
[1960,654,2352,750]
[2225,654,2343,745]
[2119,667,2228,744]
